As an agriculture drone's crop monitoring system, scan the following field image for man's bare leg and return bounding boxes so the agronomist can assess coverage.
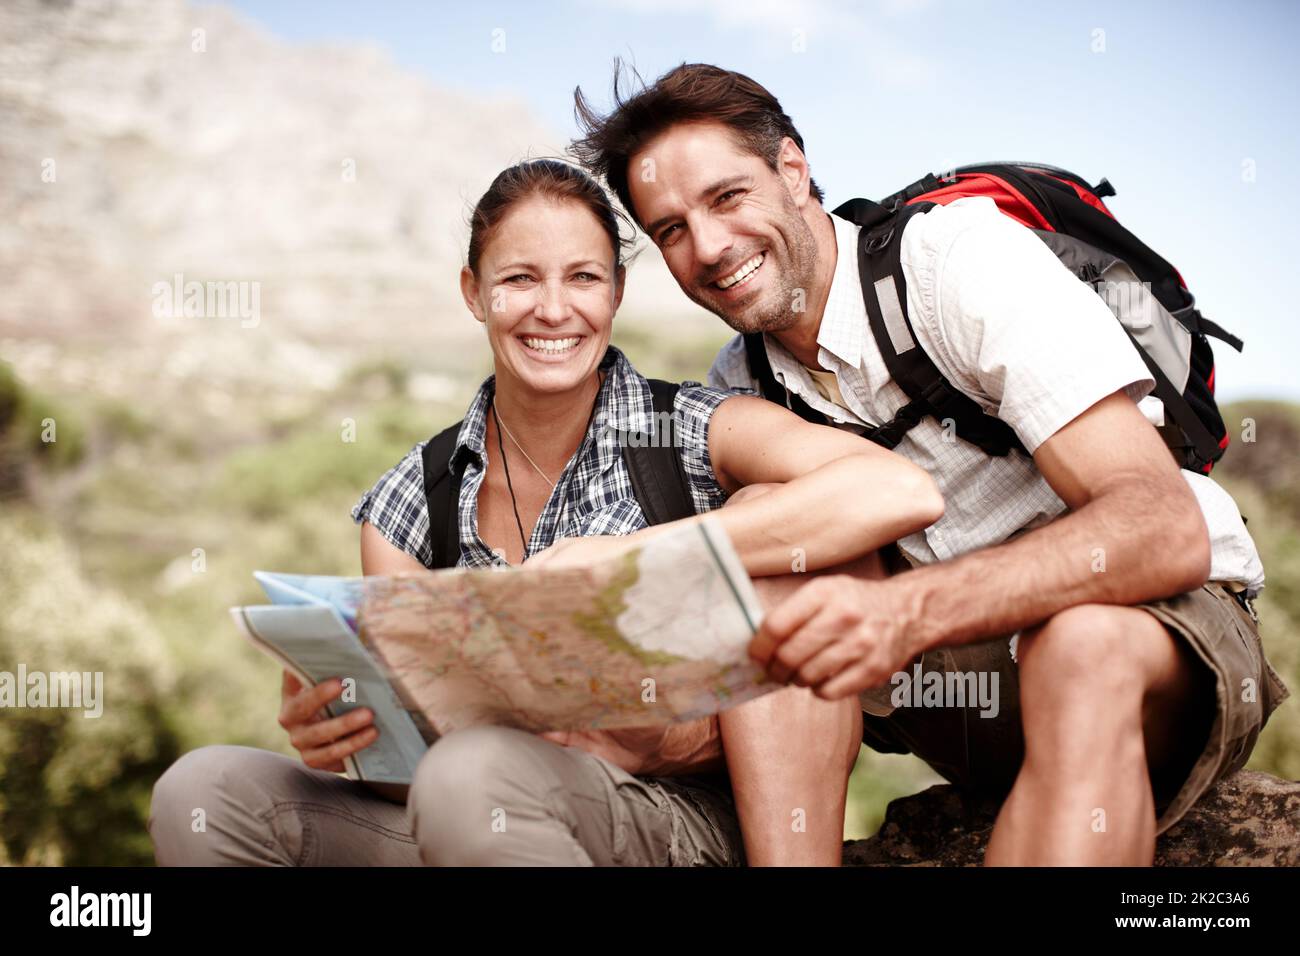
[719,680,862,866]
[717,482,879,866]
[984,603,1209,866]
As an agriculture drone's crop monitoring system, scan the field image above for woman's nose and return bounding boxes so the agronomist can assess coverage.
[532,280,572,323]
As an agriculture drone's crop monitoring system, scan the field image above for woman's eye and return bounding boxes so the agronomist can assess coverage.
[573,272,600,282]
[504,274,533,284]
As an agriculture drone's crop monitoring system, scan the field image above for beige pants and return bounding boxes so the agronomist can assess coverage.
[149,725,744,866]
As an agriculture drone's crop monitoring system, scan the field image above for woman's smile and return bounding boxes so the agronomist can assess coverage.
[516,333,589,362]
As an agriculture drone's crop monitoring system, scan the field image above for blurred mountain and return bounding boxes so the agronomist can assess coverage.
[0,0,718,399]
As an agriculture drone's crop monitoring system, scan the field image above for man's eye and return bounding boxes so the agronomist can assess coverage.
[717,189,742,205]
[658,224,681,245]
[573,272,600,282]
[504,274,533,284]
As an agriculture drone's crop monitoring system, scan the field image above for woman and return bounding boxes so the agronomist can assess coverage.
[149,160,942,867]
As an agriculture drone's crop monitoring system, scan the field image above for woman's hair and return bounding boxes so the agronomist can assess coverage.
[466,158,633,276]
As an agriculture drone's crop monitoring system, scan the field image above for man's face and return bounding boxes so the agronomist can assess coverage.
[628,121,819,335]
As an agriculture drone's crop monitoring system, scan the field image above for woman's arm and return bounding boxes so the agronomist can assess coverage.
[695,395,942,575]
[531,396,942,576]
[361,521,429,576]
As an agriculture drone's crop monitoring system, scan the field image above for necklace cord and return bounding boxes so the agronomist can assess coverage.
[491,404,531,557]
[489,369,607,564]
[494,409,555,487]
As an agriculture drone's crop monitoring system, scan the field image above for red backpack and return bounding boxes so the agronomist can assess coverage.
[743,162,1243,473]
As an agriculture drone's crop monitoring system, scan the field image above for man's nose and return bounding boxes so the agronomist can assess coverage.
[533,279,572,324]
[691,215,734,275]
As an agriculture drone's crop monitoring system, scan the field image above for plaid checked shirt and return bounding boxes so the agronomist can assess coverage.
[352,346,732,568]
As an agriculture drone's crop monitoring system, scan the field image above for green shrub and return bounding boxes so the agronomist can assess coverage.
[0,359,87,471]
[0,510,183,865]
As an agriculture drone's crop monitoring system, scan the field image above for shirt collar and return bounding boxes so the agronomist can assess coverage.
[808,210,867,370]
[450,345,629,475]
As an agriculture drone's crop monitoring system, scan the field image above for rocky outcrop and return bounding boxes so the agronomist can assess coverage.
[842,770,1300,866]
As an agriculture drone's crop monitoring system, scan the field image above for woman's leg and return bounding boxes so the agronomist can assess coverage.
[716,484,879,866]
[406,725,745,866]
[149,745,420,866]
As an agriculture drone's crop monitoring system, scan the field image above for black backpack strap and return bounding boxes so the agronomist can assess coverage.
[874,174,951,215]
[1170,305,1245,353]
[421,421,465,569]
[620,379,697,526]
[834,198,1026,457]
[741,332,825,425]
[1117,327,1225,472]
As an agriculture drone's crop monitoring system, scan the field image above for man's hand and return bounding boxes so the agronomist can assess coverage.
[749,574,924,700]
[750,391,1214,701]
[541,718,724,776]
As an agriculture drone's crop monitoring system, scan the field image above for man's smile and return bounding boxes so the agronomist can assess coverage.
[713,252,766,291]
[707,251,764,299]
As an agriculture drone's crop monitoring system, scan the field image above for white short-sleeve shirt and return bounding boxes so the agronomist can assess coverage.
[708,197,1263,592]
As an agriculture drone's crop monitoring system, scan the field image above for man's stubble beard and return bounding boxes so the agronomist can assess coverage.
[684,191,821,337]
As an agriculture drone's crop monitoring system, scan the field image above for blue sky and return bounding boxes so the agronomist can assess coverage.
[226,0,1300,401]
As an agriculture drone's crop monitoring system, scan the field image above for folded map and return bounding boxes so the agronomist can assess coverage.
[232,517,775,784]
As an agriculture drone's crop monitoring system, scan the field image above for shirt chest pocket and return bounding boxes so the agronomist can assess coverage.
[564,497,649,540]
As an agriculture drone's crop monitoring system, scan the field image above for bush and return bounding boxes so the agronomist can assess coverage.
[213,400,449,518]
[0,510,182,865]
[0,359,87,473]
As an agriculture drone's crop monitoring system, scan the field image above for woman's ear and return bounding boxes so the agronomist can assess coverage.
[460,266,486,323]
[612,263,626,313]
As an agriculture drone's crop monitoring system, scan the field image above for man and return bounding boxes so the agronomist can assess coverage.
[571,62,1288,865]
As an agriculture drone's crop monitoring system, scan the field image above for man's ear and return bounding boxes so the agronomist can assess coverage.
[460,266,486,323]
[776,136,813,208]
[612,263,626,312]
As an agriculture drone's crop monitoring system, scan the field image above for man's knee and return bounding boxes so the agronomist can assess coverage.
[150,745,297,866]
[407,726,557,865]
[1017,604,1160,702]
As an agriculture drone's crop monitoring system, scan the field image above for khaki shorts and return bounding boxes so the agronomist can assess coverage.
[857,582,1290,834]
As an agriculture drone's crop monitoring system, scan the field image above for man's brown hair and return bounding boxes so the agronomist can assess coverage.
[571,62,823,225]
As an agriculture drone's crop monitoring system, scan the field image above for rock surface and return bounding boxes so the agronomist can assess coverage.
[842,770,1300,866]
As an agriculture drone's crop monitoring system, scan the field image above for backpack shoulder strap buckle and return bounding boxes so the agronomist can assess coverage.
[864,226,895,254]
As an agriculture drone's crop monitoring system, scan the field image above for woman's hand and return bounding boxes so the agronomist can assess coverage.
[541,717,724,776]
[539,728,669,774]
[525,534,640,570]
[278,671,378,772]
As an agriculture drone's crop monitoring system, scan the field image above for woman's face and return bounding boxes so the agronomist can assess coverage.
[462,196,623,396]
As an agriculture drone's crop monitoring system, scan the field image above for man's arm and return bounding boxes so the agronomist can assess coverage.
[752,390,1212,696]
[905,389,1209,647]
